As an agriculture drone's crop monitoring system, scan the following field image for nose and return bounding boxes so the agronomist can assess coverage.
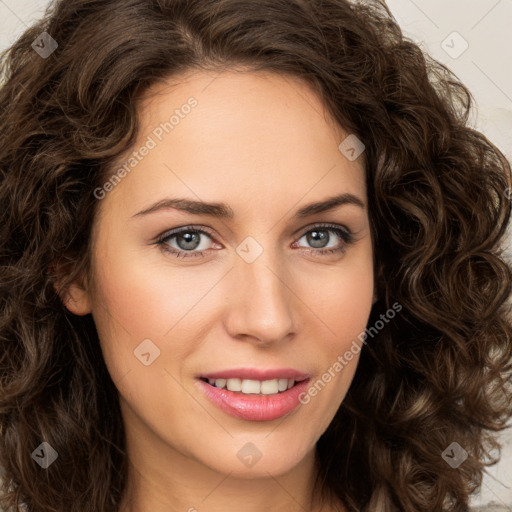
[223,248,296,346]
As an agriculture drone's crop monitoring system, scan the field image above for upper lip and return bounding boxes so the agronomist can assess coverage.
[198,367,311,381]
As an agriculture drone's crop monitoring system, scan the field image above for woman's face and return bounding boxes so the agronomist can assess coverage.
[67,69,375,480]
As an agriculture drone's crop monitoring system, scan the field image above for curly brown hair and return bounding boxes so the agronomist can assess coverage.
[1,0,511,511]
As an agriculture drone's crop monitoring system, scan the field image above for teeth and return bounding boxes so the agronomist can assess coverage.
[208,377,297,395]
[241,379,261,394]
[213,378,226,388]
[261,379,278,394]
[226,378,242,392]
[278,378,289,392]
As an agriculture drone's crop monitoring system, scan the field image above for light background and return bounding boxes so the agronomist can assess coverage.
[0,0,511,509]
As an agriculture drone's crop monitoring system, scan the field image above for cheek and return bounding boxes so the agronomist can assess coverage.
[299,267,371,425]
[301,242,373,403]
[91,241,196,338]
[89,242,219,389]
[89,258,196,422]
[304,241,374,342]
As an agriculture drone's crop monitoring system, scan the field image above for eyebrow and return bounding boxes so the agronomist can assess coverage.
[132,192,365,219]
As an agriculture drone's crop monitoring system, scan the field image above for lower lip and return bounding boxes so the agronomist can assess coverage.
[196,378,311,421]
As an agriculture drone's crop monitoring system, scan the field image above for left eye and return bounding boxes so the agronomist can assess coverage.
[295,227,349,250]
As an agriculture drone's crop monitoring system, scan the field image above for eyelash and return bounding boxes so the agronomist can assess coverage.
[155,223,355,259]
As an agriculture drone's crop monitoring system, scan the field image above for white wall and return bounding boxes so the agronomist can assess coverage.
[1,0,511,509]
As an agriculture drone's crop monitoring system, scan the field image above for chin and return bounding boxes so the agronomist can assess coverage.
[197,436,313,479]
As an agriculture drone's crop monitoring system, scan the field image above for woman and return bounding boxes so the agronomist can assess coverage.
[1,0,511,511]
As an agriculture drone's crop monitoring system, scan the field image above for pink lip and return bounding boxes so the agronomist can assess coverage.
[198,367,310,381]
[196,377,311,421]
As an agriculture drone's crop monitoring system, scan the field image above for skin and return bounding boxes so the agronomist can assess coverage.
[61,68,376,512]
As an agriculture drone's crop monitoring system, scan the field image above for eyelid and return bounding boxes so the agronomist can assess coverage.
[155,224,216,242]
[294,222,351,239]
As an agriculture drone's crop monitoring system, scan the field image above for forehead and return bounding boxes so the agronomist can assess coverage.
[97,69,367,221]
[141,68,349,143]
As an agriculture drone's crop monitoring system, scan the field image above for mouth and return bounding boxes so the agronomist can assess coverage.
[195,369,312,421]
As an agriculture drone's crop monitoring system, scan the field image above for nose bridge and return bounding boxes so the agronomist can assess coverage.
[226,239,295,342]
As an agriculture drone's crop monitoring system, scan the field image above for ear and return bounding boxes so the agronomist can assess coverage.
[48,260,92,316]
